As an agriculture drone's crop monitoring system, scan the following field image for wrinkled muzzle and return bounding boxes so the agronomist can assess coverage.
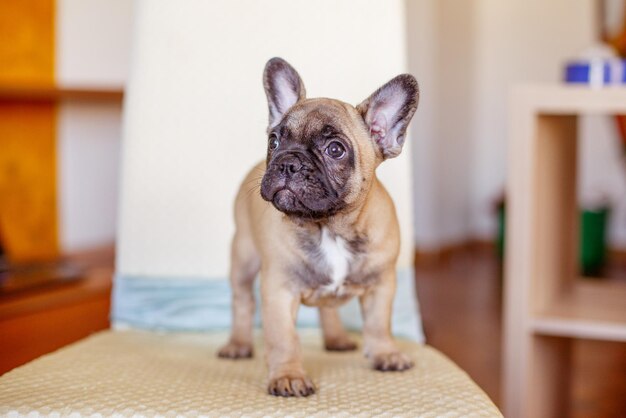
[260,151,340,218]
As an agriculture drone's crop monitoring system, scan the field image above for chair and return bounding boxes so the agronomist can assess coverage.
[0,1,501,416]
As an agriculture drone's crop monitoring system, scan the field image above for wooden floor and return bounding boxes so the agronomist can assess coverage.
[414,246,626,417]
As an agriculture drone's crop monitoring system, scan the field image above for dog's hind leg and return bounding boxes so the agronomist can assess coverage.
[319,307,358,351]
[217,230,260,359]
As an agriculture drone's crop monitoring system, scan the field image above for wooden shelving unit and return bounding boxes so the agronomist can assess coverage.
[0,83,123,260]
[0,84,124,102]
[503,85,626,418]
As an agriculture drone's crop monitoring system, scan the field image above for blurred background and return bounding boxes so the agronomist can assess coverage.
[1,0,625,417]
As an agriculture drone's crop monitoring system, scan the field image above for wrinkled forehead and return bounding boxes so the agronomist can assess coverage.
[273,99,357,140]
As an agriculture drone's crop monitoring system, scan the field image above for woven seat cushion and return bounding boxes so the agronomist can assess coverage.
[0,330,501,417]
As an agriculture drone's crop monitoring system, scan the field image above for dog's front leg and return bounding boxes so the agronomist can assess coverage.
[359,268,414,371]
[261,268,315,397]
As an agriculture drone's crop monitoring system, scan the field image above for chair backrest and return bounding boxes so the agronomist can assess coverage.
[113,0,422,341]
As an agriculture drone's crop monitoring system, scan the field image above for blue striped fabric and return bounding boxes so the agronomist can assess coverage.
[112,268,424,342]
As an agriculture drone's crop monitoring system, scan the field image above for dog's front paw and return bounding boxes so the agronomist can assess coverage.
[324,336,358,352]
[267,373,316,397]
[217,341,253,359]
[372,351,414,371]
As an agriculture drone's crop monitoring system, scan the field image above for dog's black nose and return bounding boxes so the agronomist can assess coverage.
[274,155,302,175]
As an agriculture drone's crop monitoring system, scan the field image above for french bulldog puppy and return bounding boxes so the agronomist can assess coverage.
[218,57,419,397]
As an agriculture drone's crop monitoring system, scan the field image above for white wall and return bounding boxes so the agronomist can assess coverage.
[408,0,626,249]
[406,0,479,249]
[470,0,596,240]
[434,0,476,245]
[55,0,132,252]
[56,0,133,88]
[57,101,122,251]
[405,0,440,250]
[117,0,416,279]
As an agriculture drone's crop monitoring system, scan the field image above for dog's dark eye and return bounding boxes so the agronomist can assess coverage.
[268,134,280,151]
[325,141,346,159]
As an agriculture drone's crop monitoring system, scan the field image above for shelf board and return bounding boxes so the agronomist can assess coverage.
[531,280,626,341]
[0,246,114,320]
[514,84,626,115]
[0,85,124,102]
[531,317,626,341]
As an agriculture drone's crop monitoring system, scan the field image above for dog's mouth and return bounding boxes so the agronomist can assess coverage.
[266,186,331,219]
[272,187,300,209]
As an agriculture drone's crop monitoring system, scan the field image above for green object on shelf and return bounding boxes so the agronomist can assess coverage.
[497,206,609,276]
[580,208,609,276]
[497,204,505,260]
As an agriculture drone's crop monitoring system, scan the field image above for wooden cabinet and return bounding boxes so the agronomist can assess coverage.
[503,85,626,418]
[0,249,113,375]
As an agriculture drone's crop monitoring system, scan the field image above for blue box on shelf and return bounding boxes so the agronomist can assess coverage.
[564,59,626,85]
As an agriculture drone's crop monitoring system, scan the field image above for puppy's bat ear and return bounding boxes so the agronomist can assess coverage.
[357,74,419,159]
[263,57,306,127]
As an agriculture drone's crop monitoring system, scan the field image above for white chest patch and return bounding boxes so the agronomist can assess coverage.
[319,227,352,291]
